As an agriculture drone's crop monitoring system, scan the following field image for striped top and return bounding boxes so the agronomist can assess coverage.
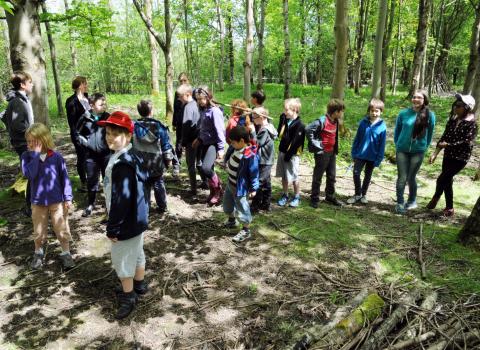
[227,148,244,186]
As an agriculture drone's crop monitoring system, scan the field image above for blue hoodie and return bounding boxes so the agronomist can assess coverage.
[394,108,435,153]
[351,116,387,167]
[234,145,260,197]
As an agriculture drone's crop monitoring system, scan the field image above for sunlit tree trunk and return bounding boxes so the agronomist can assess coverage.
[6,0,49,125]
[226,12,235,84]
[215,0,225,91]
[254,0,267,90]
[244,0,254,101]
[283,0,292,98]
[458,196,480,244]
[380,0,395,101]
[182,0,192,80]
[391,0,402,94]
[353,0,370,95]
[371,0,388,99]
[299,0,308,86]
[145,0,160,95]
[463,2,480,94]
[331,0,350,99]
[63,0,78,75]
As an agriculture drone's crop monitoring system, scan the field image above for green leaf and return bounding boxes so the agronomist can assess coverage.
[0,1,14,15]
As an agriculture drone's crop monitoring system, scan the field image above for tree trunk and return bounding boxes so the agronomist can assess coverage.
[283,0,292,98]
[226,12,235,84]
[255,0,267,90]
[331,0,350,99]
[299,0,308,86]
[182,0,192,81]
[371,0,388,99]
[314,0,322,85]
[427,0,444,96]
[458,196,480,244]
[380,0,395,101]
[6,0,49,125]
[215,0,225,91]
[40,1,64,118]
[391,0,402,94]
[145,0,160,95]
[408,0,431,98]
[1,9,12,75]
[244,0,254,101]
[353,0,370,95]
[463,2,480,94]
[63,0,78,75]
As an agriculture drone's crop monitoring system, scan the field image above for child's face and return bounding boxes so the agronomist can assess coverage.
[369,107,382,120]
[251,97,259,106]
[330,109,344,120]
[284,106,297,120]
[197,95,208,108]
[179,93,191,104]
[411,92,425,109]
[231,138,247,150]
[20,80,33,94]
[26,134,42,152]
[106,126,131,151]
[91,99,107,114]
[252,113,265,126]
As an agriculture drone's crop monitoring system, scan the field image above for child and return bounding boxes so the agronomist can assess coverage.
[224,99,256,163]
[347,98,387,204]
[76,93,111,217]
[193,86,226,206]
[21,123,74,270]
[97,111,149,320]
[306,99,345,208]
[135,100,174,214]
[251,107,277,212]
[250,90,266,108]
[4,71,34,215]
[276,98,306,207]
[223,126,259,242]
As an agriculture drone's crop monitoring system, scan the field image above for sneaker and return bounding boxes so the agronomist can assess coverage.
[277,194,289,207]
[59,253,75,269]
[360,196,368,204]
[325,197,344,207]
[31,252,44,270]
[116,291,138,320]
[310,200,319,209]
[289,196,301,208]
[82,205,93,217]
[395,203,406,214]
[405,201,418,210]
[347,195,361,204]
[443,208,454,217]
[232,229,251,243]
[223,218,238,229]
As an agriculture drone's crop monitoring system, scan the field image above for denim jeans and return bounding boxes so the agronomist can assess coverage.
[396,151,425,205]
[223,183,252,224]
[146,175,167,210]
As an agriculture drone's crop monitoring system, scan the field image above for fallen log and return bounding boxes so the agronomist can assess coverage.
[424,321,464,350]
[399,290,438,341]
[359,288,421,350]
[417,223,426,279]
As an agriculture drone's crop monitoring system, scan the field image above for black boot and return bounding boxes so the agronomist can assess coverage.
[116,291,138,320]
[260,188,272,212]
[133,279,148,295]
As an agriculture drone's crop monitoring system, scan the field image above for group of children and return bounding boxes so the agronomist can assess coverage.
[3,70,478,321]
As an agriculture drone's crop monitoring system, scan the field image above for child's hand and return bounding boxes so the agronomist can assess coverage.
[429,153,437,164]
[109,237,118,242]
[32,139,43,153]
[438,141,448,149]
[64,201,73,210]
[217,150,224,160]
[249,191,256,198]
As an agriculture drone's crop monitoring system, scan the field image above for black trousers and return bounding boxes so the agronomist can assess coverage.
[71,135,87,184]
[353,158,375,196]
[433,157,467,209]
[86,153,110,206]
[252,164,272,208]
[311,152,336,202]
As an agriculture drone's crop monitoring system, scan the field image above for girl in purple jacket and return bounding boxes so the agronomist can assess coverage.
[21,123,74,270]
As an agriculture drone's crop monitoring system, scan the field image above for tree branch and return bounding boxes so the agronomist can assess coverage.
[132,0,167,51]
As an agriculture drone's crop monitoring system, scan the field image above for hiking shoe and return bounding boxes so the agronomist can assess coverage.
[426,196,440,210]
[59,253,75,269]
[116,291,138,320]
[277,194,289,207]
[224,218,238,229]
[31,252,44,270]
[405,201,418,210]
[310,200,319,209]
[443,208,454,217]
[232,229,251,243]
[116,280,149,295]
[360,196,368,204]
[82,205,94,217]
[289,196,301,208]
[395,203,406,214]
[325,197,344,207]
[347,195,361,204]
[172,169,180,179]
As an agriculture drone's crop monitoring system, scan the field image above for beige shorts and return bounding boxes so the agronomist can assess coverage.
[32,203,71,245]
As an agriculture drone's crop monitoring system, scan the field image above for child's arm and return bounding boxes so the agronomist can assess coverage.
[375,129,387,167]
[248,155,260,194]
[305,118,324,154]
[21,151,41,180]
[285,124,306,161]
[393,114,402,145]
[59,155,73,203]
[426,111,436,147]
[213,108,226,152]
[351,123,362,159]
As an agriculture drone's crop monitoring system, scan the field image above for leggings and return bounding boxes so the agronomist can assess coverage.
[199,144,218,180]
[433,157,467,209]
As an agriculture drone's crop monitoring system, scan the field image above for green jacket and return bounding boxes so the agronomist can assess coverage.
[394,108,435,153]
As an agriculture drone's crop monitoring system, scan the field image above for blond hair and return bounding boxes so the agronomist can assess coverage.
[284,98,301,113]
[26,123,55,152]
[176,84,193,96]
[253,106,269,119]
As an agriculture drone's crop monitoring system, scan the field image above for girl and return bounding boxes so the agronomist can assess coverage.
[427,94,477,217]
[21,123,74,270]
[394,90,436,214]
[192,86,226,206]
[225,99,255,143]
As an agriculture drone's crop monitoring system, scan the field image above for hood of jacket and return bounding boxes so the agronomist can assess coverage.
[6,90,27,103]
[361,116,386,132]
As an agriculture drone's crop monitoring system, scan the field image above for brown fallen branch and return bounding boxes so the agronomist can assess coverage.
[417,223,426,279]
[358,288,422,350]
[268,220,308,242]
[397,290,438,341]
[314,264,362,290]
[425,321,464,350]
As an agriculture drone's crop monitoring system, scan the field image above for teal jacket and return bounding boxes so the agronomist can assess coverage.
[394,108,435,153]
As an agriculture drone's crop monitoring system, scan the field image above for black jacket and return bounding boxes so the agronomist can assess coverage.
[76,111,111,157]
[277,114,306,161]
[305,115,339,155]
[172,92,185,130]
[65,93,88,140]
[107,151,149,240]
[4,90,33,149]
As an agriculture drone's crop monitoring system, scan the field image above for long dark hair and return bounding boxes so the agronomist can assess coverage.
[412,90,430,139]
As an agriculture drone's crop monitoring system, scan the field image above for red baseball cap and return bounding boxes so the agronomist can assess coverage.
[97,110,134,134]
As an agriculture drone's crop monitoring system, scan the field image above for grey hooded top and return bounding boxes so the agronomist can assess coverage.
[4,90,34,149]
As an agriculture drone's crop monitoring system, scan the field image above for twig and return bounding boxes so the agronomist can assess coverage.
[268,220,308,242]
[417,223,427,279]
[313,264,362,290]
[88,269,114,284]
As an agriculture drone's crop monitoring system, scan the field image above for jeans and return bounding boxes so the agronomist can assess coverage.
[175,126,183,163]
[223,183,252,224]
[433,157,467,209]
[185,144,204,190]
[311,152,336,202]
[353,159,375,196]
[146,175,167,210]
[86,153,110,206]
[396,151,424,205]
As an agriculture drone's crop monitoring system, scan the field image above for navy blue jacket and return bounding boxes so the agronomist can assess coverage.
[107,151,149,241]
[234,145,260,197]
[76,111,111,157]
[277,114,306,161]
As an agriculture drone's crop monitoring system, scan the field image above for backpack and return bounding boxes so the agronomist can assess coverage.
[132,118,164,177]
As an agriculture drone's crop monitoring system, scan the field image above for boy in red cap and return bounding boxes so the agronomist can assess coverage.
[98,111,149,320]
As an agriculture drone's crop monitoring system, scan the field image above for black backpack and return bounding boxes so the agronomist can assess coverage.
[132,118,164,177]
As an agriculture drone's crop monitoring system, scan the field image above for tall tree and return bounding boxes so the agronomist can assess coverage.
[408,0,431,98]
[331,0,350,99]
[463,1,480,94]
[391,0,402,94]
[63,0,78,75]
[254,0,267,89]
[145,0,160,95]
[353,0,370,95]
[215,0,225,91]
[133,0,175,123]
[244,0,254,101]
[299,0,308,86]
[182,0,192,80]
[226,12,235,84]
[458,196,480,244]
[314,0,323,85]
[380,0,395,101]
[40,1,64,118]
[6,0,49,124]
[371,0,388,99]
[283,0,292,98]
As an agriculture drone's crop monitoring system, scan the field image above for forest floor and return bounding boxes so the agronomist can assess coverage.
[0,130,479,350]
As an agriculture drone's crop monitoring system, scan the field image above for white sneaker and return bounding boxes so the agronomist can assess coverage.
[232,229,251,243]
[405,201,418,210]
[360,196,368,204]
[347,195,361,204]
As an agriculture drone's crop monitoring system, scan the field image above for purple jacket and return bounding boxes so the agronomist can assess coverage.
[21,150,73,205]
[199,106,226,151]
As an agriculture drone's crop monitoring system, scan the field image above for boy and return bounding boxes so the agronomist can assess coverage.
[251,90,266,108]
[306,99,345,208]
[172,72,190,176]
[98,111,149,320]
[251,107,277,212]
[136,100,174,214]
[223,126,259,242]
[276,98,306,207]
[347,98,386,204]
[4,71,35,216]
